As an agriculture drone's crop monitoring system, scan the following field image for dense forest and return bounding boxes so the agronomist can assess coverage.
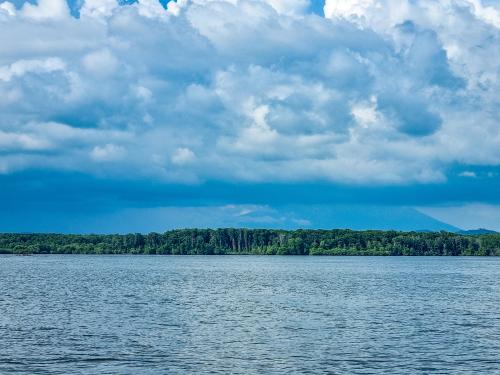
[0,229,499,256]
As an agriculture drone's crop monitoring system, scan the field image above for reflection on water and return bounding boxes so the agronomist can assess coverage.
[1,255,499,374]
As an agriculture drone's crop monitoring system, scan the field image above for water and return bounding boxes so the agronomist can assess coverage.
[1,256,499,374]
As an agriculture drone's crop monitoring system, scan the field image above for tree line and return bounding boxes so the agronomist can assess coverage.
[0,229,499,255]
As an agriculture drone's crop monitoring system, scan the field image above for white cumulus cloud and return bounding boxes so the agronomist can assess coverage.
[0,0,498,185]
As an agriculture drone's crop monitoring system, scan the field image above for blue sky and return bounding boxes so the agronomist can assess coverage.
[0,0,499,232]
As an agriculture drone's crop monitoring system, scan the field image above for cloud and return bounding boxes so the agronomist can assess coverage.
[82,49,118,76]
[90,143,125,162]
[0,57,65,82]
[0,121,131,173]
[0,130,52,151]
[171,147,196,165]
[0,1,15,16]
[458,171,477,178]
[21,0,70,20]
[0,0,498,187]
[80,0,118,18]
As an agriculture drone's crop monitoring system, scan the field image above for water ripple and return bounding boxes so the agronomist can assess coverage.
[1,255,499,374]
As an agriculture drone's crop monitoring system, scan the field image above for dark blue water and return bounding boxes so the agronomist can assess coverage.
[1,256,499,374]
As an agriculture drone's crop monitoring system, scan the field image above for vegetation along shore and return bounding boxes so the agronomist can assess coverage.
[1,229,499,256]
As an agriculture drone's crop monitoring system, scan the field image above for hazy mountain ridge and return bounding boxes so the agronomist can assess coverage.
[457,228,498,235]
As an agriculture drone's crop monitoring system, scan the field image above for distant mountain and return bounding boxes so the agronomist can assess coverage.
[457,228,497,235]
[218,204,461,232]
[1,203,461,234]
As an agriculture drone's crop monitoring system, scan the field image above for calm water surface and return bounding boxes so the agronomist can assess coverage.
[1,255,499,374]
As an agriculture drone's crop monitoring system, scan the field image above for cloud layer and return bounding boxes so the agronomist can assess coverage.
[0,0,499,185]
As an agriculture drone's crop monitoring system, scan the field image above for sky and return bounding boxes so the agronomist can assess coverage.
[0,0,499,233]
